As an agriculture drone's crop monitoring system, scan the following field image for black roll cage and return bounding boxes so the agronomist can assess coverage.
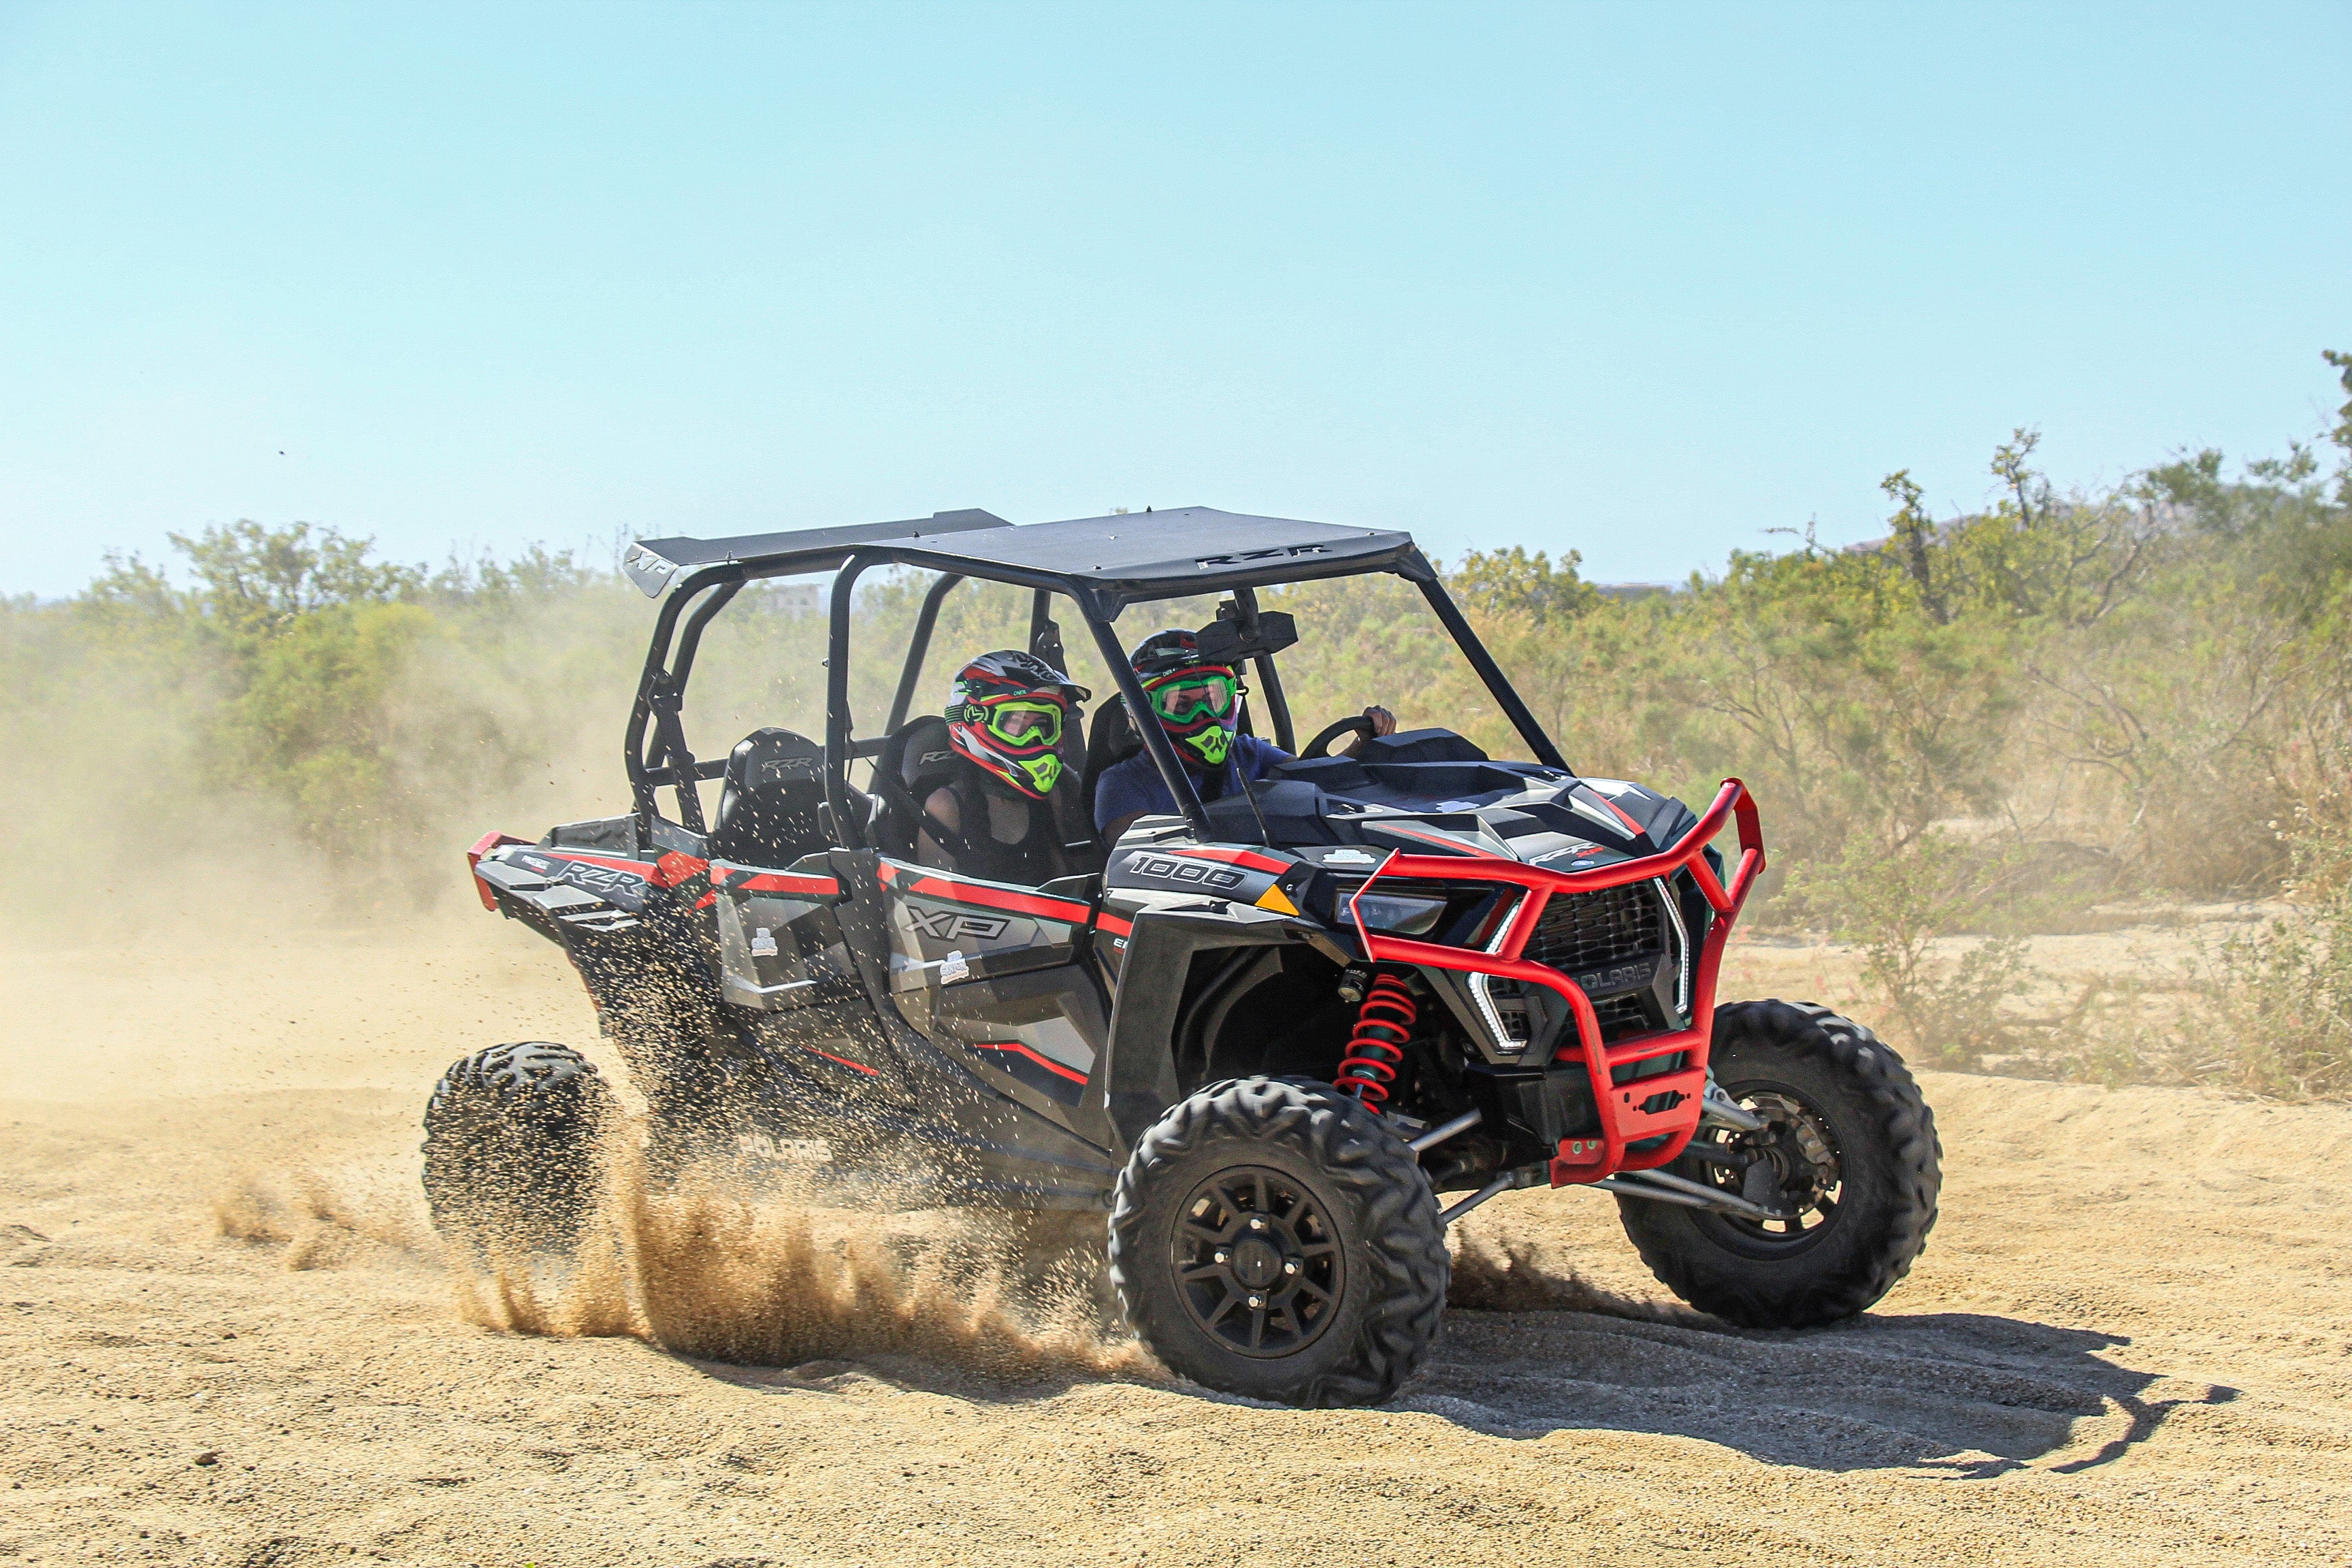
[623,522,1568,845]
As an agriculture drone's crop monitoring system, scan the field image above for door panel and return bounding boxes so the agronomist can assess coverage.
[706,855,920,1105]
[748,1000,917,1105]
[876,858,1092,994]
[877,858,1113,1139]
[926,964,1109,1113]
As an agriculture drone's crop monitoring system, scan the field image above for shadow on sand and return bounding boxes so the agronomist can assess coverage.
[663,1290,2231,1482]
[1407,1305,2236,1476]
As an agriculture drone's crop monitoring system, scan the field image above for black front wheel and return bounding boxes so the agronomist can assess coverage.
[1617,1000,1941,1328]
[1109,1078,1450,1407]
[421,1041,612,1255]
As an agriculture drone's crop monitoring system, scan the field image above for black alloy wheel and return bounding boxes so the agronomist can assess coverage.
[1172,1166,1344,1358]
[1110,1077,1450,1407]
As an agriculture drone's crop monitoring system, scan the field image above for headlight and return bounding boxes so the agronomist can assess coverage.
[1352,893,1448,936]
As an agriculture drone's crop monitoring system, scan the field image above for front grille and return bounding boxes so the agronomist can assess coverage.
[1473,879,1690,1055]
[1525,883,1662,973]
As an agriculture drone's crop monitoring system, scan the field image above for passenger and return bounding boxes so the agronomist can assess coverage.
[1094,629,1394,842]
[919,651,1091,886]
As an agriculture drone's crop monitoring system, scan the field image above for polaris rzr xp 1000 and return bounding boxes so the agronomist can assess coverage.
[427,507,1941,1407]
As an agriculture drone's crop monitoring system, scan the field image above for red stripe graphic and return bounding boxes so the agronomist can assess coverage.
[728,870,840,897]
[878,860,1091,923]
[651,851,708,888]
[1582,788,1648,837]
[973,1040,1089,1083]
[1095,912,1134,936]
[804,1044,878,1075]
[1374,823,1495,857]
[1175,845,1292,874]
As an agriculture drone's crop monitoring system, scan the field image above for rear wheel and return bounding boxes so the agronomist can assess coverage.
[1109,1077,1450,1407]
[421,1041,612,1255]
[1616,1001,1940,1328]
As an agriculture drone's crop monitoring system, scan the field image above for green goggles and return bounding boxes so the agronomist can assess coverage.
[966,697,1064,749]
[1143,666,1241,725]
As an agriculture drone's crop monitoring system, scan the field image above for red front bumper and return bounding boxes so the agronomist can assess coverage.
[1348,779,1767,1183]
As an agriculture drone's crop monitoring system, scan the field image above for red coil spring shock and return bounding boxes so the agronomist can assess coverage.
[1335,973,1417,1113]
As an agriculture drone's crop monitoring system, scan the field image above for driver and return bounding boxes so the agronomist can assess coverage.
[919,650,1090,885]
[1093,628,1394,842]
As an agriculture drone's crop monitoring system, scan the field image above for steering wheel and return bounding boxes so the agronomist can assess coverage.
[1301,714,1377,759]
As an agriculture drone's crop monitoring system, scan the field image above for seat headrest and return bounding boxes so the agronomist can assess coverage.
[712,728,828,866]
[726,727,825,789]
[1082,692,1141,795]
[896,714,960,794]
[1085,693,1137,756]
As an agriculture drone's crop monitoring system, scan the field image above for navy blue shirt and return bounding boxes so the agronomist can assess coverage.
[1094,732,1288,832]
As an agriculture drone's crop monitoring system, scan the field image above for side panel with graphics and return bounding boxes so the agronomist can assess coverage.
[1104,844,1299,911]
[747,1000,920,1106]
[708,858,860,1012]
[875,857,1113,1137]
[876,859,1090,997]
[1095,843,1303,990]
[475,845,670,930]
[926,963,1111,1129]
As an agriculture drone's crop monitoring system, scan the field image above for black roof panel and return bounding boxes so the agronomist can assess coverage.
[626,506,1426,610]
[623,509,1011,596]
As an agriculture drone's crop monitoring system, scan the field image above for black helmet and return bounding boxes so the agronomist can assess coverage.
[1128,629,1243,769]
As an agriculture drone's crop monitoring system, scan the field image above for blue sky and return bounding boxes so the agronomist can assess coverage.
[2,1,2345,598]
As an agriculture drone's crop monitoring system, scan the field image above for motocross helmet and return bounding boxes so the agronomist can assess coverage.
[944,650,1089,800]
[1130,629,1243,769]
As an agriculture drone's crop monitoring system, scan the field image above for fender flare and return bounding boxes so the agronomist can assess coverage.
[1100,909,1305,1157]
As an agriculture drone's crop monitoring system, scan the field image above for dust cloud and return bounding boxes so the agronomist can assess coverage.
[445,1132,1150,1385]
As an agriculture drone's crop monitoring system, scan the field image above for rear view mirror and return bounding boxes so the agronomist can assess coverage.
[1195,610,1297,664]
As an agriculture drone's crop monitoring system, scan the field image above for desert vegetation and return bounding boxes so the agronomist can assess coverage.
[7,353,2348,1098]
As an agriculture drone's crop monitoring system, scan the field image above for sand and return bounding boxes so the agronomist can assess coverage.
[3,909,2349,1567]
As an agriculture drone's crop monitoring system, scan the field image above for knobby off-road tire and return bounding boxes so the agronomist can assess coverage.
[1109,1077,1450,1407]
[1617,1000,1941,1328]
[421,1041,612,1255]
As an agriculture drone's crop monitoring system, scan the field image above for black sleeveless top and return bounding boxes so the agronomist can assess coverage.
[917,762,1083,887]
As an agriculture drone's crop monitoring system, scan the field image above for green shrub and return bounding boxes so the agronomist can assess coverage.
[1788,830,2042,1064]
[2201,808,2352,1098]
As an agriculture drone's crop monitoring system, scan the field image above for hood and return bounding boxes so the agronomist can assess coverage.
[1192,728,1704,866]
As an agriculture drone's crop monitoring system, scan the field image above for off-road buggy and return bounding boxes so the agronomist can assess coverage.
[425,507,1940,1406]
